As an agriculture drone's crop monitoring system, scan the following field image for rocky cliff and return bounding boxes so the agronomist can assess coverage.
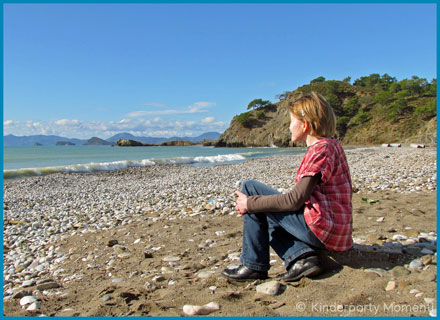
[216,75,436,147]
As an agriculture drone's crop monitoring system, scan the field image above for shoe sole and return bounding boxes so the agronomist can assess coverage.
[281,265,322,282]
[222,274,268,282]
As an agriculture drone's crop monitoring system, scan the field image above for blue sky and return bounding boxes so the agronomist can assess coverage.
[3,3,437,139]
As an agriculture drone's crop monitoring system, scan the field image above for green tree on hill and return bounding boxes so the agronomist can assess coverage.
[247,98,271,110]
[310,76,326,84]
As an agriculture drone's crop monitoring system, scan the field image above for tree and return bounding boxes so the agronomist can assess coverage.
[310,76,326,84]
[275,91,290,101]
[343,76,351,84]
[236,112,254,128]
[344,97,361,117]
[247,98,271,110]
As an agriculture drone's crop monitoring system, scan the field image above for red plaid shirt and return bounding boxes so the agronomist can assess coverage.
[296,138,353,251]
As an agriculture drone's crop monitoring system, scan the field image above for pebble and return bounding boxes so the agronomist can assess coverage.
[418,272,436,282]
[256,281,281,296]
[26,301,41,311]
[364,268,388,277]
[12,290,32,299]
[197,271,215,279]
[409,259,424,270]
[36,281,60,291]
[392,234,408,241]
[162,256,181,263]
[429,309,437,317]
[22,280,36,288]
[183,302,220,316]
[20,296,37,307]
[421,248,434,255]
[390,266,410,278]
[424,298,435,304]
[385,281,397,291]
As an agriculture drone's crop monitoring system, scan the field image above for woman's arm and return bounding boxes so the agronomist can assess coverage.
[246,173,322,213]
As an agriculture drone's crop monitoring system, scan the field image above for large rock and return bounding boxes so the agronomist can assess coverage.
[116,139,145,147]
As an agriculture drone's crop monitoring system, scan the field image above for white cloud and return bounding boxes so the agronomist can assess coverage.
[55,119,80,126]
[4,116,228,139]
[201,117,215,124]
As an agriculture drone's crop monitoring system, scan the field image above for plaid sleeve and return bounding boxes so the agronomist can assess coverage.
[298,146,334,184]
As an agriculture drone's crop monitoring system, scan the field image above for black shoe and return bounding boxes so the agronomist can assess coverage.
[279,255,322,282]
[221,265,268,282]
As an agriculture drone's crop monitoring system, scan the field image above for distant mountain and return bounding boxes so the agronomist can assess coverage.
[4,134,86,147]
[84,137,113,146]
[4,132,221,147]
[106,132,221,144]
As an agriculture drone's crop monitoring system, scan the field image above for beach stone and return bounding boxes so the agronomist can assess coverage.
[390,266,410,278]
[256,281,281,296]
[409,259,424,270]
[197,271,215,279]
[20,296,37,307]
[37,281,60,291]
[103,295,111,302]
[421,248,434,255]
[392,234,408,241]
[397,280,410,289]
[424,298,435,304]
[152,275,166,282]
[429,309,437,317]
[162,256,180,263]
[12,290,33,299]
[22,280,36,288]
[422,256,433,265]
[364,268,388,277]
[113,245,128,254]
[26,301,41,311]
[183,302,220,316]
[107,240,119,247]
[403,229,420,237]
[404,247,422,255]
[363,272,380,280]
[417,272,436,282]
[385,281,397,291]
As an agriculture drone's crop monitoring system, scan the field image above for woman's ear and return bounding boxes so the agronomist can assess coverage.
[303,120,310,133]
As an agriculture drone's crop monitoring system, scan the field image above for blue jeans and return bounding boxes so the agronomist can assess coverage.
[240,180,325,272]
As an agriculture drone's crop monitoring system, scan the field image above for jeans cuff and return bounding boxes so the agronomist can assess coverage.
[284,248,315,269]
[240,256,270,272]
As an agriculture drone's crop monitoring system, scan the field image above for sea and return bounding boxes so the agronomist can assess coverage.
[3,145,305,180]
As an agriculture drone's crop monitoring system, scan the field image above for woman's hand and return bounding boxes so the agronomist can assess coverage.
[235,190,248,215]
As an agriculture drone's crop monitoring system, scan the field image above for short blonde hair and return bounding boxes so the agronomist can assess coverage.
[288,91,336,138]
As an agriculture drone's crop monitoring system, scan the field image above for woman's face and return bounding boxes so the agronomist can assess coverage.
[289,112,307,142]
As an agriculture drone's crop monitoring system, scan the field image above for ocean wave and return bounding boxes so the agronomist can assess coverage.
[3,154,249,179]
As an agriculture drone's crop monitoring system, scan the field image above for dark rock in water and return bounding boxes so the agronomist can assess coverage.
[56,141,75,146]
[116,139,154,147]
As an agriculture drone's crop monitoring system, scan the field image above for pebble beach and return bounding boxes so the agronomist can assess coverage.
[3,145,437,317]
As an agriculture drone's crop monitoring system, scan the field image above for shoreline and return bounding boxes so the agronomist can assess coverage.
[3,146,437,316]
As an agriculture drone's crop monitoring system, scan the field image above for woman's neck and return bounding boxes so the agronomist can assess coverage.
[306,135,324,147]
